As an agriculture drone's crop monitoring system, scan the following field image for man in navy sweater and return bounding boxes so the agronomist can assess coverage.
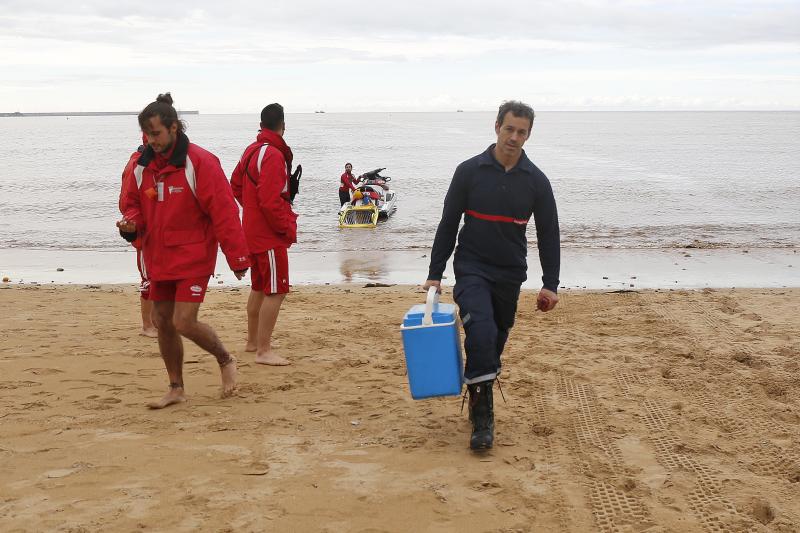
[424,100,560,451]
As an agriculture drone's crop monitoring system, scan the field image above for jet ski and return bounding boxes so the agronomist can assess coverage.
[339,168,397,228]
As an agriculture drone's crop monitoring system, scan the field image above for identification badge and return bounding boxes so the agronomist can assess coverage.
[157,182,164,202]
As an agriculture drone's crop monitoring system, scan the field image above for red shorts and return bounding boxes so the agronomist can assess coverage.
[251,248,290,294]
[148,276,210,302]
[135,248,150,299]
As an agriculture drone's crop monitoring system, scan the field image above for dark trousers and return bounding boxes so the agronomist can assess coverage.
[453,274,521,384]
[339,190,350,206]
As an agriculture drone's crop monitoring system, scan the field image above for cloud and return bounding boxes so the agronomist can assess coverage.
[1,1,798,111]
[2,0,799,50]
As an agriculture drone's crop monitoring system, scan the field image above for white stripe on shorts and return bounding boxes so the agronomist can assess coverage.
[139,249,147,279]
[267,249,277,294]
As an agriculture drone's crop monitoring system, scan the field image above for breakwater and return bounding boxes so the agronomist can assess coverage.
[0,111,199,117]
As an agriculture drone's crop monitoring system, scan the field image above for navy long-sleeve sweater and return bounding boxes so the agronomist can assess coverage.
[427,145,560,291]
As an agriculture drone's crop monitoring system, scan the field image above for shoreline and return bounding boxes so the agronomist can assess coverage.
[1,246,798,289]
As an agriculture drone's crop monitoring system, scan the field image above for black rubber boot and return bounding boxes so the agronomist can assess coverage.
[468,380,495,451]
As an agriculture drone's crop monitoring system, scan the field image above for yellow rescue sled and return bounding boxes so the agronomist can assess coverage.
[339,204,379,228]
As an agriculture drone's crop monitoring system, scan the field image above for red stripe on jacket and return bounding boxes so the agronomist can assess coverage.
[465,209,529,225]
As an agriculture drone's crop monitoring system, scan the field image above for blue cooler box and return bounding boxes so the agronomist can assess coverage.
[400,287,463,399]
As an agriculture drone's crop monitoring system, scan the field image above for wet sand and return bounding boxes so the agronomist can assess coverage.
[1,246,798,289]
[1,284,799,531]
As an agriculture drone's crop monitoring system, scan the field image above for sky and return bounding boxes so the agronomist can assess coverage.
[1,0,799,113]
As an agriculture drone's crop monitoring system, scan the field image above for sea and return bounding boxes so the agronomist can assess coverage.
[0,111,798,287]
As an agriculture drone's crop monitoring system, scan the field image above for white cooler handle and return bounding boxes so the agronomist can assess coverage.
[423,286,440,325]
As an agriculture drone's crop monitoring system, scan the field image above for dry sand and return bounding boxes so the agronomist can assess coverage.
[0,284,798,532]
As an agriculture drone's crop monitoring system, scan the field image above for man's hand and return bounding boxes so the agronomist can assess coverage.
[234,269,248,280]
[116,218,136,233]
[536,288,559,312]
[423,279,441,293]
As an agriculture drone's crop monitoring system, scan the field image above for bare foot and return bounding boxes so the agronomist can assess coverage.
[147,387,186,409]
[244,342,257,352]
[255,350,290,366]
[140,327,158,338]
[220,357,238,397]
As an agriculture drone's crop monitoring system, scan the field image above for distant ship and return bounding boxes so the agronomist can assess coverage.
[315,110,326,114]
[456,109,464,113]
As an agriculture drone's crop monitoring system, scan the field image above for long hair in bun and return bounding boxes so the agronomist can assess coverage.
[138,91,185,133]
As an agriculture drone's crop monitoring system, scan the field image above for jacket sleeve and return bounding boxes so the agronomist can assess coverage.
[195,154,252,272]
[427,164,468,280]
[230,152,246,207]
[120,161,145,235]
[119,152,138,214]
[532,177,561,292]
[257,149,295,236]
[119,153,143,245]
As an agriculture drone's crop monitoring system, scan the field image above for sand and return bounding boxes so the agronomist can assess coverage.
[0,284,798,532]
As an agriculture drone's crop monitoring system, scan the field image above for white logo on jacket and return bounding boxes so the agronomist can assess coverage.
[190,285,202,294]
[168,186,184,194]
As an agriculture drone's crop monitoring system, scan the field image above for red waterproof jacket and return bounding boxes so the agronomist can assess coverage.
[119,133,251,281]
[339,171,358,191]
[231,130,298,253]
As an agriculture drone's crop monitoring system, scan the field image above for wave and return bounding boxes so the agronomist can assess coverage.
[1,220,797,251]
[1,238,796,252]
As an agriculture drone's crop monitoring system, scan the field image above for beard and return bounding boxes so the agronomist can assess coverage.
[152,129,178,155]
[156,138,175,155]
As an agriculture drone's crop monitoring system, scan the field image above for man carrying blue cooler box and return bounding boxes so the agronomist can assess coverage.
[424,100,560,451]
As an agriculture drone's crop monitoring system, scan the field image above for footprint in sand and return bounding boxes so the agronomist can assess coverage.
[20,401,48,409]
[90,369,132,376]
[44,462,92,479]
[0,381,42,390]
[23,368,64,375]
[473,480,504,493]
[505,455,536,472]
[94,431,146,441]
[100,397,122,404]
[45,467,80,479]
[398,434,428,449]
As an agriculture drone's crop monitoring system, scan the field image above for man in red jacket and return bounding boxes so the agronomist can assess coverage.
[117,93,251,409]
[119,138,157,338]
[339,162,358,207]
[231,103,298,367]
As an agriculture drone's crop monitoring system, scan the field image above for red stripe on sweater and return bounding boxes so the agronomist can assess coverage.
[466,210,528,225]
